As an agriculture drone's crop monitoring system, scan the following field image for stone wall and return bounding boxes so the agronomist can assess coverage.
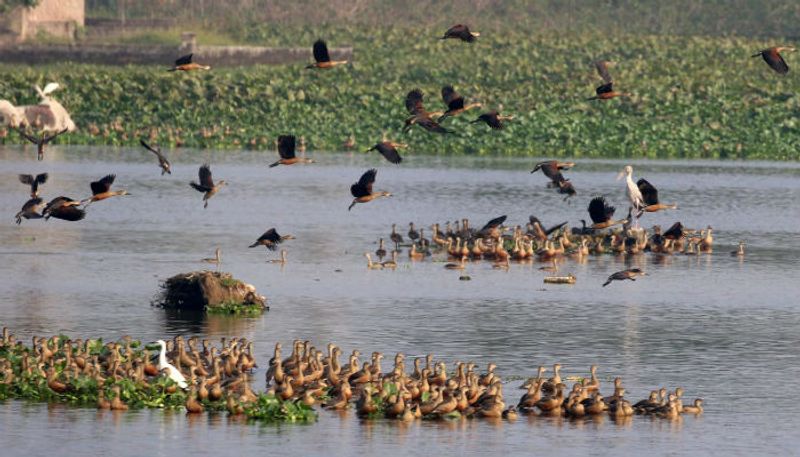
[1,0,85,41]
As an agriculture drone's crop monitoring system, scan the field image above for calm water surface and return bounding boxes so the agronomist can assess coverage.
[1,146,799,456]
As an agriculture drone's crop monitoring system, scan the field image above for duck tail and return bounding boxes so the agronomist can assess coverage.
[269,161,280,168]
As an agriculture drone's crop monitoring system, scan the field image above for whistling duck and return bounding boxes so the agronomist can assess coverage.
[633,391,660,413]
[408,243,425,260]
[594,60,616,84]
[307,39,348,69]
[407,222,420,242]
[682,398,704,414]
[17,126,68,161]
[110,386,128,410]
[168,53,210,71]
[403,89,451,134]
[190,164,226,208]
[663,222,685,241]
[699,226,713,252]
[518,379,544,410]
[617,166,646,215]
[390,224,404,248]
[298,136,306,154]
[445,256,468,270]
[602,268,647,287]
[381,251,398,269]
[342,134,356,150]
[202,248,221,264]
[365,253,384,269]
[752,46,795,74]
[349,169,391,211]
[438,85,482,121]
[82,174,130,205]
[366,140,405,164]
[477,215,507,239]
[249,228,294,251]
[375,238,387,260]
[15,197,44,224]
[637,178,677,213]
[270,135,315,167]
[587,82,629,100]
[43,196,85,221]
[441,24,480,42]
[139,139,171,175]
[471,110,513,129]
[96,389,111,409]
[588,196,626,229]
[155,339,188,389]
[731,241,745,257]
[531,160,576,197]
[185,386,204,414]
[18,173,47,197]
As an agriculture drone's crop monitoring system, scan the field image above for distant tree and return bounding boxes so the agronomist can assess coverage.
[0,0,40,14]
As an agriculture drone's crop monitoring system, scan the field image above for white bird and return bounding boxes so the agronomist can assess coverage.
[155,339,188,389]
[617,165,645,215]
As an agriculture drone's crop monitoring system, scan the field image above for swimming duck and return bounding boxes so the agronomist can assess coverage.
[365,253,384,270]
[202,248,221,264]
[682,398,704,414]
[731,241,745,257]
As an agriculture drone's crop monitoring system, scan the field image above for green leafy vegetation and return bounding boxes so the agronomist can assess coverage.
[206,300,265,316]
[1,25,798,159]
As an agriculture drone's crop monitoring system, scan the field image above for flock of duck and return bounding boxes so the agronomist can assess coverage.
[0,328,702,422]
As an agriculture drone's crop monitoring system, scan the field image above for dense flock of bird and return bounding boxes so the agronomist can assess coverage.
[4,22,778,420]
[0,329,702,421]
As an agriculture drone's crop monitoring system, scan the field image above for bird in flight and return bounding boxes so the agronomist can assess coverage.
[140,139,172,175]
[190,164,226,208]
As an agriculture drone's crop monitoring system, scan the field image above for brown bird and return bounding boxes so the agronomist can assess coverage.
[270,135,315,167]
[366,141,405,164]
[306,39,348,69]
[168,53,210,72]
[17,127,68,161]
[441,24,480,42]
[342,134,356,150]
[752,46,795,74]
[602,268,647,287]
[531,160,577,197]
[588,196,626,229]
[471,110,513,130]
[593,60,616,84]
[18,173,48,197]
[637,179,677,213]
[82,174,130,205]
[403,89,451,134]
[43,196,85,222]
[349,169,391,211]
[139,139,171,175]
[15,197,44,224]
[587,82,629,101]
[439,85,482,121]
[662,222,685,240]
[190,164,226,208]
[249,228,295,251]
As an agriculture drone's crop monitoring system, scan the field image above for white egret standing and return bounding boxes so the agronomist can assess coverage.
[617,165,645,224]
[155,339,188,389]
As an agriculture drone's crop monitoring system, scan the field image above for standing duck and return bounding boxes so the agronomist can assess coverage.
[190,164,226,208]
[348,169,391,211]
[270,135,315,167]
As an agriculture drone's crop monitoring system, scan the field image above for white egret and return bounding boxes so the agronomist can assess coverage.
[155,339,188,389]
[617,165,645,216]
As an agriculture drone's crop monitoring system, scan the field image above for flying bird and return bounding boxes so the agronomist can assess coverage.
[82,174,130,205]
[602,268,647,287]
[366,141,405,164]
[270,135,315,167]
[17,127,68,161]
[43,196,85,221]
[18,173,48,197]
[15,197,44,224]
[752,46,795,74]
[531,160,577,197]
[190,164,226,208]
[441,24,480,42]
[249,228,295,251]
[471,110,514,130]
[477,215,507,238]
[168,53,210,72]
[593,60,616,84]
[306,40,348,69]
[588,196,627,230]
[403,89,451,134]
[637,179,677,213]
[587,82,629,101]
[139,139,171,175]
[349,169,391,211]
[439,85,482,121]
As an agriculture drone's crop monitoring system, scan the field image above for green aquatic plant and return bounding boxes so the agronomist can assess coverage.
[205,300,265,315]
[242,394,317,422]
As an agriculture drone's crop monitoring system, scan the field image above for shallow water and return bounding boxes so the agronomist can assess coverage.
[1,145,799,456]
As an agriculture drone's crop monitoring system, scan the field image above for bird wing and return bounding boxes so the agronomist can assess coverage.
[36,173,48,184]
[42,128,68,143]
[22,197,44,211]
[18,174,34,185]
[663,222,684,239]
[441,86,465,110]
[479,215,507,232]
[313,40,331,63]
[199,164,214,188]
[762,49,789,74]
[636,178,659,205]
[50,205,86,222]
[42,82,60,96]
[443,24,469,39]
[16,128,39,144]
[44,196,69,213]
[405,89,426,115]
[417,116,452,134]
[351,169,377,198]
[257,228,282,246]
[533,161,560,181]
[140,139,168,161]
[376,143,402,164]
[588,197,614,224]
[175,54,193,66]
[277,135,297,160]
[596,82,614,95]
[90,174,116,195]
[594,60,613,84]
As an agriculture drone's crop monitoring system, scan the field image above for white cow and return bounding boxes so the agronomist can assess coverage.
[0,83,76,132]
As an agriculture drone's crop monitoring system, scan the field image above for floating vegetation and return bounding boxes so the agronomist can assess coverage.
[156,271,267,313]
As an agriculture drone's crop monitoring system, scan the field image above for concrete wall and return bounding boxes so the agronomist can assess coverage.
[1,0,84,41]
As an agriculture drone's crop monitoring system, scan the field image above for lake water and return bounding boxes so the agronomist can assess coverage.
[1,145,799,456]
